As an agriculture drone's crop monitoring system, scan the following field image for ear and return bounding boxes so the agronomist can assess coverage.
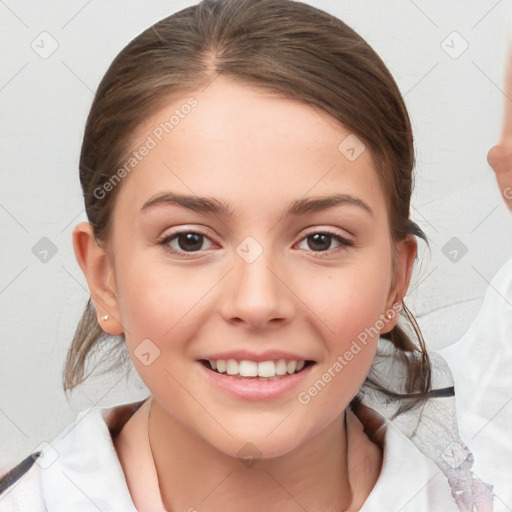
[72,222,124,335]
[380,235,417,334]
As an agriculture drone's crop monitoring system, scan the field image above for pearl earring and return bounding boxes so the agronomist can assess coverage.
[101,315,109,321]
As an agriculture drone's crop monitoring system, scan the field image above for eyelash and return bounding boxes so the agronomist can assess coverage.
[157,228,354,259]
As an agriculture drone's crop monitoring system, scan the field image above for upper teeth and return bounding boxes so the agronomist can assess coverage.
[208,359,306,377]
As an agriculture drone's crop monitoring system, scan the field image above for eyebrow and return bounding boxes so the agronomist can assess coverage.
[140,192,374,218]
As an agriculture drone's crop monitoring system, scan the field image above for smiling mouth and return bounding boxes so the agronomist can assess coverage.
[199,359,315,381]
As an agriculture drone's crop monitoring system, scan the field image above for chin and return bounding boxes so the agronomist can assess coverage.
[205,423,312,462]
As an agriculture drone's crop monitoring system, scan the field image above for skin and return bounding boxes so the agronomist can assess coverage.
[73,76,417,511]
[487,43,512,211]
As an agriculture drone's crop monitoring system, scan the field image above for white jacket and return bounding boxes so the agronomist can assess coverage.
[0,399,459,512]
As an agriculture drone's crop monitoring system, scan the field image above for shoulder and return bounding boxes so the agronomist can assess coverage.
[0,452,46,511]
[439,256,512,509]
[360,416,459,512]
[0,399,147,512]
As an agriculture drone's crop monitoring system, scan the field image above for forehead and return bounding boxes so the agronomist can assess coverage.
[115,76,387,222]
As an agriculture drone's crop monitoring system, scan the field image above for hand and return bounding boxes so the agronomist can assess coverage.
[487,43,512,210]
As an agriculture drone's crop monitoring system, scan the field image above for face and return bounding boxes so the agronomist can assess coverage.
[95,76,409,458]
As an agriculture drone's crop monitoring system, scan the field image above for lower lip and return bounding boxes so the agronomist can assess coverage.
[196,361,315,401]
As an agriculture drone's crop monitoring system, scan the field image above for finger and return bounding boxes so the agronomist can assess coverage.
[487,144,512,209]
[499,41,512,141]
[487,144,512,174]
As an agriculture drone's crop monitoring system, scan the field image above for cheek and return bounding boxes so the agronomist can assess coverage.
[309,258,393,344]
[294,270,388,428]
[114,252,231,367]
[297,254,392,397]
[113,252,205,344]
[113,260,212,394]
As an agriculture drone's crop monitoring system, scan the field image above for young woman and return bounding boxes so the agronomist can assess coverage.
[1,0,508,510]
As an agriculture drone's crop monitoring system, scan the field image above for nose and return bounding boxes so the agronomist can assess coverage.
[219,245,296,330]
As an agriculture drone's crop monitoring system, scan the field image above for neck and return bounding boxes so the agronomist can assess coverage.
[147,398,381,512]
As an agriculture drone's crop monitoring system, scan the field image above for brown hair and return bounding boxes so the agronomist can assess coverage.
[63,0,431,414]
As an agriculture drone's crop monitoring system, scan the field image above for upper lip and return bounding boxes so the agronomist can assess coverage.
[198,349,315,363]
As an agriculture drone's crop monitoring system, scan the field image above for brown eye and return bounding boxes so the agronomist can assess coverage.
[158,230,216,256]
[307,233,333,251]
[298,231,354,254]
[175,233,204,252]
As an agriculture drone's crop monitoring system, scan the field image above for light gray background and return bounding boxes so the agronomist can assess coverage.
[1,0,512,468]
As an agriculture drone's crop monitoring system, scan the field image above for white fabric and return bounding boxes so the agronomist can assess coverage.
[0,398,459,512]
[0,402,139,512]
[440,256,512,511]
[361,343,494,510]
[361,419,458,512]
